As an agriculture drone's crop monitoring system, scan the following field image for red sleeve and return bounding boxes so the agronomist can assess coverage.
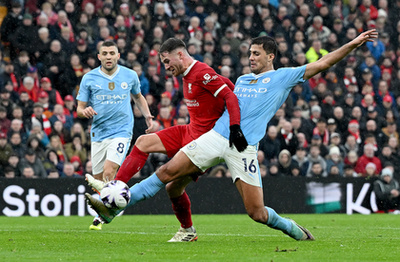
[215,76,240,126]
[194,65,240,126]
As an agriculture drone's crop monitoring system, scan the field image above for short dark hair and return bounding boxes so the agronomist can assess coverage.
[159,38,186,53]
[250,36,277,57]
[100,40,118,51]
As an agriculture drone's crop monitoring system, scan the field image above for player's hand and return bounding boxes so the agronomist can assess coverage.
[144,115,154,133]
[82,106,97,118]
[229,124,248,152]
[353,29,378,47]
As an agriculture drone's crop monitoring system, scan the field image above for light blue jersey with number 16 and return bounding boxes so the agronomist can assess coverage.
[213,65,307,146]
[77,65,141,142]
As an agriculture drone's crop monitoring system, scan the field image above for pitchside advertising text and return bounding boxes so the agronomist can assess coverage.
[0,177,379,216]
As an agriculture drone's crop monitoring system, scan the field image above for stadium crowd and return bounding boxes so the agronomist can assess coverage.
[1,0,400,182]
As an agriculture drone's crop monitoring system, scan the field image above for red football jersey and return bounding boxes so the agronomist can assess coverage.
[182,61,237,139]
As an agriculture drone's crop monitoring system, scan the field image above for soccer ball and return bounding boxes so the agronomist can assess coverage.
[100,180,131,209]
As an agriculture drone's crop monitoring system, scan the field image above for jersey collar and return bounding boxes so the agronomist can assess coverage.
[98,65,120,79]
[183,60,197,77]
[251,69,275,79]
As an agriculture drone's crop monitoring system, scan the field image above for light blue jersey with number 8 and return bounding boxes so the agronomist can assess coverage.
[77,65,141,142]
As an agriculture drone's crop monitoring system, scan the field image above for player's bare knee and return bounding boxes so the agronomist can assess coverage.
[135,135,151,151]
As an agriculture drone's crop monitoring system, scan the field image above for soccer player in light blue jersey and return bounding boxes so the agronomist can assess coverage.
[86,30,378,241]
[77,41,153,230]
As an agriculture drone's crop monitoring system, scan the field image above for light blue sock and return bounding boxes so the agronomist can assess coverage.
[265,206,304,240]
[127,173,165,208]
[265,206,292,234]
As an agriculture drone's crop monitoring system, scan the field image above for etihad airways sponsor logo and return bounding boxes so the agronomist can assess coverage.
[96,94,128,104]
[234,86,268,98]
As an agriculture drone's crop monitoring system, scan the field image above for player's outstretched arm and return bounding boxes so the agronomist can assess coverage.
[77,100,97,118]
[132,93,154,133]
[303,29,378,80]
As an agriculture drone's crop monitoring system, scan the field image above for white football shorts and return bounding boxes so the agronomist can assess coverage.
[91,137,131,175]
[181,129,262,187]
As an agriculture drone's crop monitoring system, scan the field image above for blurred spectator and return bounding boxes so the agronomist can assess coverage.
[0,1,23,42]
[0,63,19,94]
[278,149,297,176]
[6,153,20,177]
[63,95,77,119]
[310,134,329,158]
[28,117,50,148]
[0,106,10,134]
[306,39,328,63]
[306,15,331,43]
[49,120,71,145]
[19,76,39,102]
[0,2,23,59]
[355,143,382,176]
[50,104,73,131]
[305,144,327,177]
[60,54,84,97]
[132,62,149,96]
[42,40,67,89]
[307,162,326,178]
[277,120,298,156]
[43,149,64,175]
[64,134,87,164]
[47,169,60,178]
[39,77,64,106]
[326,146,345,176]
[83,160,93,175]
[373,167,400,212]
[292,146,309,177]
[0,132,12,168]
[26,135,46,161]
[9,132,26,159]
[3,166,16,178]
[70,155,84,176]
[18,148,47,178]
[47,135,68,162]
[70,122,88,148]
[37,91,53,113]
[11,13,39,58]
[32,103,52,136]
[61,162,81,178]
[21,166,36,179]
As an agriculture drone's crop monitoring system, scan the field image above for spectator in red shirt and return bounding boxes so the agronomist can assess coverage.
[355,143,382,176]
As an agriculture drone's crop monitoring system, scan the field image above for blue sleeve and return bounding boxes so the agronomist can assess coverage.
[279,66,307,90]
[130,71,141,96]
[77,74,90,102]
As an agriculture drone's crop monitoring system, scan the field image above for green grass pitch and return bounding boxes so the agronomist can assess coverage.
[1,214,399,261]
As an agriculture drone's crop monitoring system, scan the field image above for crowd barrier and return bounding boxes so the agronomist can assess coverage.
[0,176,379,217]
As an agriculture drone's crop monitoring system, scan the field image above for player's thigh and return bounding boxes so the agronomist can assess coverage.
[181,130,225,172]
[225,145,262,188]
[159,151,201,182]
[135,133,166,153]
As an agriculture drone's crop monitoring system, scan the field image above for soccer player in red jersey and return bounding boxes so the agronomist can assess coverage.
[86,38,248,240]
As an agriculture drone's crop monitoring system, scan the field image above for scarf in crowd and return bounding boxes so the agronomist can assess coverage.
[32,114,51,135]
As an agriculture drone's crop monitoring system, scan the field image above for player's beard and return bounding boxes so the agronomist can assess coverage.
[103,61,116,72]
